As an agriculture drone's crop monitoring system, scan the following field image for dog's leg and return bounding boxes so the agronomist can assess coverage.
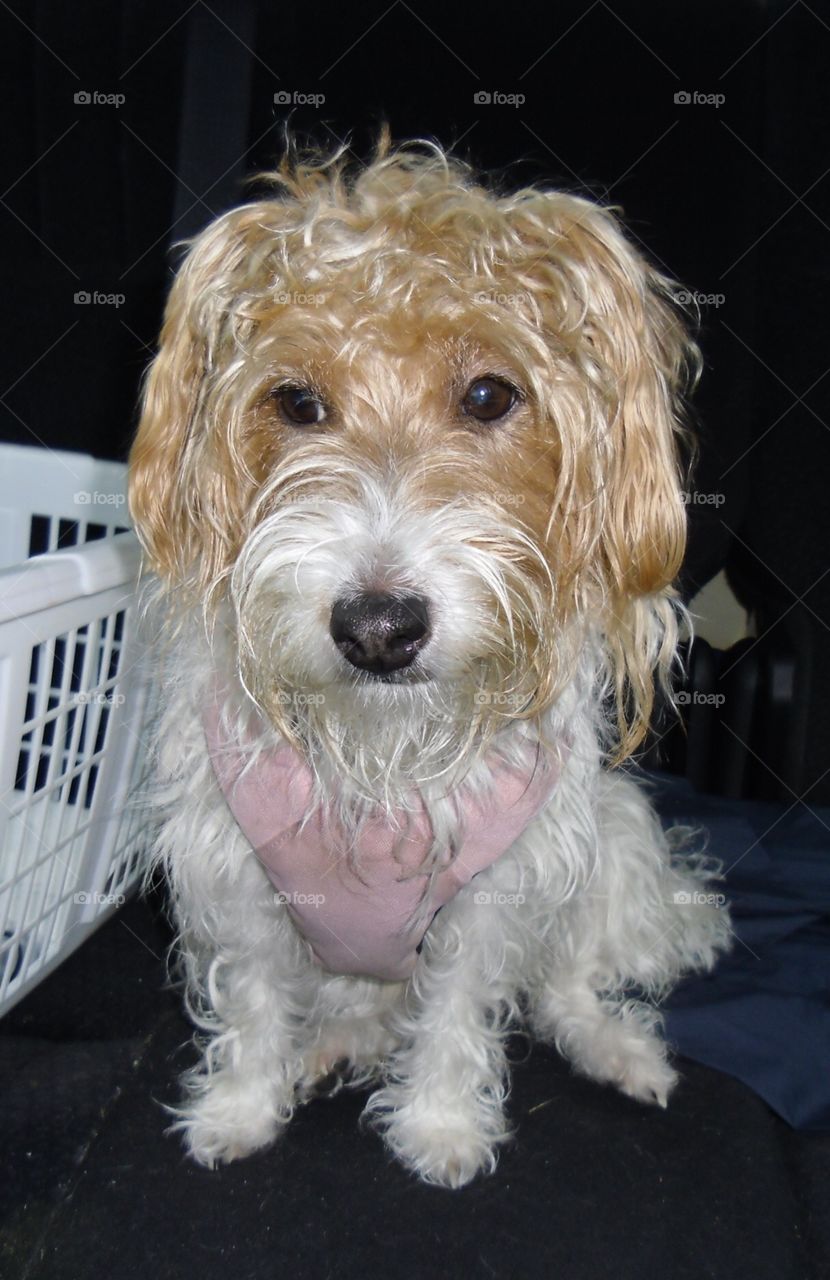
[170,860,318,1167]
[364,893,518,1188]
[530,771,731,1106]
[531,976,679,1104]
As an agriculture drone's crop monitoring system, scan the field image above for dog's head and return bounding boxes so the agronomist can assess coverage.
[129,136,697,786]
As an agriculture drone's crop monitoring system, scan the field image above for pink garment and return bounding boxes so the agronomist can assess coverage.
[203,704,560,981]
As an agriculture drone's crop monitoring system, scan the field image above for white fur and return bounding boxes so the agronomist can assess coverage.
[143,470,731,1189]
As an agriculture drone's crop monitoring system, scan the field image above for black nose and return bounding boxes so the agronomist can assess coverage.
[330,593,431,675]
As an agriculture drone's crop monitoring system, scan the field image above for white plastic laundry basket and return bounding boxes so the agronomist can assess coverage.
[0,443,153,1016]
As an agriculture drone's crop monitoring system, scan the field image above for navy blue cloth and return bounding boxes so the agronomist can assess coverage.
[650,773,830,1130]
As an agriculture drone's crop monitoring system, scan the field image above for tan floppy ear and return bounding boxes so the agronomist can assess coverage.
[565,204,698,758]
[561,203,695,601]
[128,204,266,588]
[502,189,698,756]
[560,198,698,756]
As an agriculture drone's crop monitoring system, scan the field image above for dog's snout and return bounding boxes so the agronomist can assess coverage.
[330,593,431,675]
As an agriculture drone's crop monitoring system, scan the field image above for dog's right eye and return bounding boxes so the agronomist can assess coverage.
[462,376,519,424]
[273,385,328,427]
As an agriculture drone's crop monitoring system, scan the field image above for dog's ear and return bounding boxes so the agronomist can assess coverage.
[557,200,694,600]
[503,191,699,755]
[580,208,697,759]
[128,205,266,589]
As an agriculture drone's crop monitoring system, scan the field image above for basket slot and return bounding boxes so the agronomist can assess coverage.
[57,518,81,550]
[27,515,51,558]
[101,699,157,899]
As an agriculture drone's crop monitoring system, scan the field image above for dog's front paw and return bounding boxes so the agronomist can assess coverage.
[173,1074,293,1167]
[366,1086,505,1188]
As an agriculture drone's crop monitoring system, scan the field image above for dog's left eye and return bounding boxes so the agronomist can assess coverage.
[462,377,519,423]
[274,385,327,427]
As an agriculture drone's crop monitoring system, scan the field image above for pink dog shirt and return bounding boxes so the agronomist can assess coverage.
[203,705,559,981]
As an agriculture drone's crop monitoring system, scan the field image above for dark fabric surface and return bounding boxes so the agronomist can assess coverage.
[10,1014,823,1280]
[2,789,830,1280]
[657,775,830,1132]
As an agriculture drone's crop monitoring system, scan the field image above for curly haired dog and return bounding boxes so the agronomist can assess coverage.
[129,134,731,1187]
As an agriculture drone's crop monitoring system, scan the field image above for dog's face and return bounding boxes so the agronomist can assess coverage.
[129,141,696,787]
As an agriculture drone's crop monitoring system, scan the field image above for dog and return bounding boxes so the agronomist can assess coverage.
[128,133,731,1188]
